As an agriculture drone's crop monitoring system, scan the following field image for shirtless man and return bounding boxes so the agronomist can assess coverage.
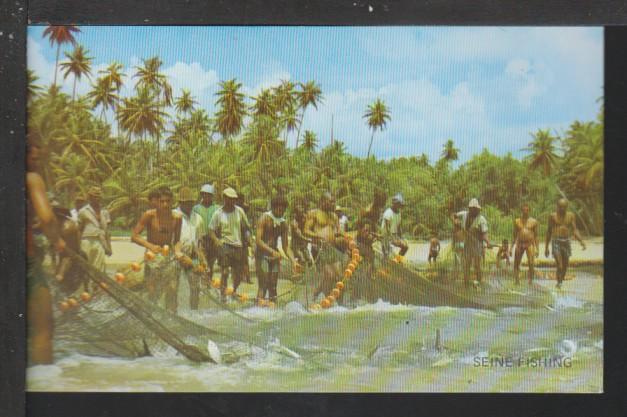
[511,203,539,285]
[355,188,386,267]
[131,186,182,311]
[26,137,66,364]
[303,192,345,298]
[428,234,441,265]
[255,195,299,304]
[545,198,586,289]
[289,201,312,266]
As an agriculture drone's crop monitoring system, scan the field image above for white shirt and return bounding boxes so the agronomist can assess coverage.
[174,208,204,256]
[381,207,401,236]
[338,215,349,233]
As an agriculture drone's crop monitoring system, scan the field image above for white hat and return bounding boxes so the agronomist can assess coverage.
[223,187,238,199]
[468,198,481,209]
[392,193,404,205]
[200,183,215,194]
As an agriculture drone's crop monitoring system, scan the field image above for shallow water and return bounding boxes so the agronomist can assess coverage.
[27,271,603,392]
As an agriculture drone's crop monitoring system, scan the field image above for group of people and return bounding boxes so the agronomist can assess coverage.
[26,131,588,365]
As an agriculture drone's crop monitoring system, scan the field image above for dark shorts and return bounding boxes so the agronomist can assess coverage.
[219,244,244,273]
[552,238,571,259]
[463,239,483,262]
[256,254,280,274]
[429,250,439,259]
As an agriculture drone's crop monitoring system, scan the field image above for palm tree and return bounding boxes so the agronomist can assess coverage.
[363,98,391,158]
[272,80,297,113]
[27,69,42,101]
[174,89,197,115]
[295,81,323,147]
[280,104,299,142]
[100,61,125,92]
[301,130,318,153]
[51,153,98,197]
[214,79,247,144]
[251,88,276,118]
[523,129,560,176]
[440,139,460,163]
[42,25,81,87]
[59,44,93,100]
[117,87,167,145]
[87,77,118,121]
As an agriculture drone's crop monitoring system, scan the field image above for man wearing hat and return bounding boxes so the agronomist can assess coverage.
[452,198,492,287]
[381,193,408,263]
[78,186,112,276]
[173,187,207,311]
[193,184,219,284]
[208,187,252,302]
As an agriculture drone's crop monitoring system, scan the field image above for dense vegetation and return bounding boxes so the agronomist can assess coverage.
[28,26,604,241]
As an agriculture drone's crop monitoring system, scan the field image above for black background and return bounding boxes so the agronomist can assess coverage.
[1,1,626,416]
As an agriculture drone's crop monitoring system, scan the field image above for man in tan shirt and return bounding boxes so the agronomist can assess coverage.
[78,186,112,278]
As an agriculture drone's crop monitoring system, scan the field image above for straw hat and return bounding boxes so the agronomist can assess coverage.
[223,187,238,199]
[178,186,195,202]
[468,198,481,209]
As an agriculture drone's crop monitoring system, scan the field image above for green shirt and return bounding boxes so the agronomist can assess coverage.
[193,203,218,237]
[209,205,251,247]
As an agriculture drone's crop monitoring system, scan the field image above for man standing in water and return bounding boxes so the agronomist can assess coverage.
[304,192,345,299]
[545,198,586,289]
[193,184,219,285]
[452,198,492,287]
[132,186,182,311]
[255,195,300,304]
[381,193,408,263]
[26,136,66,364]
[289,201,312,266]
[428,233,441,265]
[355,188,386,267]
[511,203,539,285]
[174,187,207,311]
[208,187,251,302]
[78,186,112,278]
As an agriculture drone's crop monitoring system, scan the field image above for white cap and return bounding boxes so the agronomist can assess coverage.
[200,184,215,194]
[468,198,481,209]
[392,193,404,205]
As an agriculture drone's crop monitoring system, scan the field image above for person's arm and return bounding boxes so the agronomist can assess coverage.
[256,215,280,258]
[27,172,65,253]
[511,219,518,256]
[131,211,161,253]
[436,241,440,251]
[104,210,112,256]
[571,214,586,249]
[281,223,298,265]
[207,210,223,249]
[545,215,553,257]
[291,219,310,242]
[302,211,319,240]
[532,220,539,250]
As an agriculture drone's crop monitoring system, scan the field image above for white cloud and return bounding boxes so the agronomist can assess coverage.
[162,62,219,94]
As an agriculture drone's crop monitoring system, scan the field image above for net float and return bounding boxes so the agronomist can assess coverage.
[145,250,156,261]
[348,261,357,270]
[331,288,341,298]
[67,298,79,308]
[130,262,141,272]
[348,241,357,250]
[320,299,331,309]
[267,301,276,308]
[59,301,70,312]
[225,287,234,296]
[352,248,360,257]
[258,298,268,307]
[80,292,91,302]
[238,293,249,302]
[343,269,353,278]
[99,282,109,290]
[310,303,321,310]
[162,245,170,256]
[114,272,126,283]
[336,281,344,290]
[346,264,356,273]
[211,278,221,288]
[326,295,336,304]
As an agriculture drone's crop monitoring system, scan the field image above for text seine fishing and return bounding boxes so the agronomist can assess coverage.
[473,356,573,368]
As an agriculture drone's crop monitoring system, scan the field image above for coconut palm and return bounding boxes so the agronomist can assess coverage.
[42,25,81,87]
[301,130,318,153]
[99,61,125,92]
[280,104,300,142]
[174,89,197,115]
[364,98,391,158]
[27,69,42,101]
[523,129,560,176]
[295,81,323,147]
[117,87,167,145]
[214,79,247,143]
[51,153,98,197]
[441,139,460,163]
[54,114,106,165]
[59,44,93,100]
[87,77,118,121]
[242,116,285,164]
[251,89,276,118]
[272,80,297,113]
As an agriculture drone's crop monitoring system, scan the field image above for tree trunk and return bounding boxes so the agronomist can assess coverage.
[54,44,60,87]
[366,130,375,158]
[72,77,77,101]
[295,109,305,148]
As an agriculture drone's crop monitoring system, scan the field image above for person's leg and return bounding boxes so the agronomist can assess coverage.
[268,270,279,303]
[220,256,229,301]
[474,256,483,283]
[552,244,564,288]
[513,246,524,284]
[398,240,408,257]
[526,245,536,284]
[255,257,266,302]
[231,250,243,294]
[188,270,200,310]
[27,285,53,364]
[165,266,180,313]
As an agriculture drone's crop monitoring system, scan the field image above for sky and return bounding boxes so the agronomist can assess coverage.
[27,26,603,162]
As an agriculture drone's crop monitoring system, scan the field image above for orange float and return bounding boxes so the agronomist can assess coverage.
[336,281,344,290]
[67,298,79,308]
[130,262,141,272]
[352,248,360,257]
[80,292,92,302]
[211,278,221,288]
[267,301,276,308]
[343,269,353,279]
[225,287,234,296]
[114,272,126,284]
[238,293,249,302]
[310,303,321,310]
[320,299,331,309]
[327,295,336,304]
[348,241,357,250]
[346,264,356,273]
[162,245,170,256]
[331,288,341,298]
[59,301,70,312]
[145,250,156,261]
[99,282,109,290]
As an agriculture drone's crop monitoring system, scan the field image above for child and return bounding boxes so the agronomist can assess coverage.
[496,239,510,268]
